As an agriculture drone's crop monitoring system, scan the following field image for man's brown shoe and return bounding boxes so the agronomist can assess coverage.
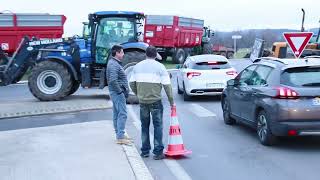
[124,133,133,141]
[116,139,132,146]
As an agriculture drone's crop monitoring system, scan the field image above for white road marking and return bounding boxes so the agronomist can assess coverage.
[190,104,216,117]
[163,159,192,180]
[51,114,76,120]
[16,80,28,84]
[128,105,193,180]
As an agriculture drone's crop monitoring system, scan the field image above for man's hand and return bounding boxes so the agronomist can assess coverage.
[124,91,129,98]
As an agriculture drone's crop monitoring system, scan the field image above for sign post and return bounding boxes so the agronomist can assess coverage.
[232,35,242,53]
[283,32,313,58]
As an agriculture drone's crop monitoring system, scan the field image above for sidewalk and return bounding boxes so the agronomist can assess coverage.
[0,120,151,180]
[0,88,112,119]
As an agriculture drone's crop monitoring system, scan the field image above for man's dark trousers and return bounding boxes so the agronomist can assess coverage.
[140,100,164,155]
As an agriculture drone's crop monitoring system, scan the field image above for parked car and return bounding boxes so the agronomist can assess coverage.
[177,55,237,101]
[221,57,320,146]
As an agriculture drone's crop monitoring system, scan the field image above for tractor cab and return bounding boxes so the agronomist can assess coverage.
[88,11,145,64]
[202,26,214,43]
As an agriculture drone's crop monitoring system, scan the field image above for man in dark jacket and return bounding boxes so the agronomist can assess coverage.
[106,45,131,145]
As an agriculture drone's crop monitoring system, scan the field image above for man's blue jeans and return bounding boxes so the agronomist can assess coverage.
[140,100,164,155]
[110,91,127,139]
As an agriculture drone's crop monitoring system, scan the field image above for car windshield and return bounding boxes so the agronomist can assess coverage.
[281,66,320,87]
[190,61,231,70]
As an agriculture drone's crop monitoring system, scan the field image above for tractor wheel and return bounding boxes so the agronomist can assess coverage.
[203,43,213,54]
[172,48,186,64]
[227,52,234,59]
[184,48,191,58]
[28,61,73,101]
[159,52,168,61]
[122,51,146,104]
[68,81,80,95]
[220,52,227,57]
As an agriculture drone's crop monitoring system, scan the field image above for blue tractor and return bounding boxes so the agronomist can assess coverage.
[0,11,149,102]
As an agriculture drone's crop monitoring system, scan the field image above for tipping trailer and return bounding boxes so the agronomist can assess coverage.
[0,12,66,56]
[144,15,204,64]
[212,45,234,59]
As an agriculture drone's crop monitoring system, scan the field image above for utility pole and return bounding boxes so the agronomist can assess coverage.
[301,8,305,32]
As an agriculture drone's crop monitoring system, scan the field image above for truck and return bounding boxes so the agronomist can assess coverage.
[0,11,150,103]
[0,12,66,56]
[144,15,204,64]
[211,44,234,59]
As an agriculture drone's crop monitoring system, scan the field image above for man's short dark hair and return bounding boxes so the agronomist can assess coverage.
[146,46,157,59]
[111,45,123,57]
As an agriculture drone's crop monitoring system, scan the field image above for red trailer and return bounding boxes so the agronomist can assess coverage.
[212,45,235,59]
[0,13,66,56]
[144,15,204,63]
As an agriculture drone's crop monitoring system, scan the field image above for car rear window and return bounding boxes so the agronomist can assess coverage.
[281,66,320,87]
[190,61,231,70]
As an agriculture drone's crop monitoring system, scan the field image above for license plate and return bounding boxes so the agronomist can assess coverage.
[313,97,320,106]
[206,83,224,88]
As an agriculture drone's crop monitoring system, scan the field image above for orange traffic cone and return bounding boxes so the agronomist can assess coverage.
[165,106,192,156]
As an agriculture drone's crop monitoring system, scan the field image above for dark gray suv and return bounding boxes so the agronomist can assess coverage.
[221,57,320,146]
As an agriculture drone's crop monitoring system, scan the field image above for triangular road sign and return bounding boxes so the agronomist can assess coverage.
[283,32,313,58]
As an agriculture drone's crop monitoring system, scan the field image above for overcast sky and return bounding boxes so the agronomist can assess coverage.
[2,0,320,36]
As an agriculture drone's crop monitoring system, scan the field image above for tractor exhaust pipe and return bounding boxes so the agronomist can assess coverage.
[301,8,305,32]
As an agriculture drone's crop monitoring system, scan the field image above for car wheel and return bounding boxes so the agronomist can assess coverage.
[257,110,277,146]
[222,97,236,125]
[177,78,183,94]
[183,83,191,101]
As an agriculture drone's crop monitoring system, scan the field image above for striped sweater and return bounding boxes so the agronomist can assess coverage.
[129,59,174,105]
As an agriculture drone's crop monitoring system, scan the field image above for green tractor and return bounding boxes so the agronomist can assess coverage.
[192,26,214,55]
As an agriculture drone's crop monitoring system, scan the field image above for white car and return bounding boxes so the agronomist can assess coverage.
[176,55,237,101]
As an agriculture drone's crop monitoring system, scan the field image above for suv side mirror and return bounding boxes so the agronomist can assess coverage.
[227,79,234,86]
[227,79,236,86]
[176,64,181,69]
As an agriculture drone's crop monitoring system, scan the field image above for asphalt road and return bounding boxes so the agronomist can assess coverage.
[1,59,320,180]
[128,59,320,180]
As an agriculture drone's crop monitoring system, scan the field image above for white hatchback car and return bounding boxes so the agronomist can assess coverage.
[177,55,237,101]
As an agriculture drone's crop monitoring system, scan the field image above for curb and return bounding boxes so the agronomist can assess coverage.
[122,143,154,180]
[0,101,113,119]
